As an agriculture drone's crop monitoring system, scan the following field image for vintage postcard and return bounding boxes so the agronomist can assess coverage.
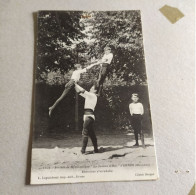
[30,10,159,184]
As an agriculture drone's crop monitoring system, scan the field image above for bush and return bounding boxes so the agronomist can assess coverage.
[39,69,73,85]
[33,83,152,138]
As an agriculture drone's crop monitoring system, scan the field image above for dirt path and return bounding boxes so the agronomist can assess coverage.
[32,132,156,170]
[31,132,158,184]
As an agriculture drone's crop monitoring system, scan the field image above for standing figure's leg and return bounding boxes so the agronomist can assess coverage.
[132,115,139,146]
[81,117,91,154]
[88,117,98,153]
[49,80,75,117]
[134,129,139,146]
[97,84,103,96]
[140,130,145,148]
[81,136,88,154]
[97,64,109,95]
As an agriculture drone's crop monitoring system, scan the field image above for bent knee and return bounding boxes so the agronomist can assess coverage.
[82,129,88,137]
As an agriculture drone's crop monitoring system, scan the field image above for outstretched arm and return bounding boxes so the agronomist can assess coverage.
[76,62,101,74]
[86,61,102,70]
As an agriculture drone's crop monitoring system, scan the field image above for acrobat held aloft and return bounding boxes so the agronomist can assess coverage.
[93,46,113,95]
[48,62,101,117]
[49,46,113,116]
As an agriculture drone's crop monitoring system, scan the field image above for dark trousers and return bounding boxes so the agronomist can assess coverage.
[131,114,144,145]
[98,63,110,94]
[81,116,98,152]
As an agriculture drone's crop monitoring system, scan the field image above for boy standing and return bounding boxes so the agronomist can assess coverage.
[75,83,99,154]
[49,63,100,116]
[129,93,145,148]
[96,46,113,95]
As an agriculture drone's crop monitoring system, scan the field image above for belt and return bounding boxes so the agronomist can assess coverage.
[84,109,94,115]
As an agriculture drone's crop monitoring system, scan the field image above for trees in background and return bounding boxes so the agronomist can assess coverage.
[36,11,147,86]
[34,11,151,134]
[36,11,85,82]
[80,11,147,86]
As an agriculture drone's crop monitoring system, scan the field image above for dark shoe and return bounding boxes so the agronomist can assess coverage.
[89,134,98,153]
[93,148,99,153]
[81,149,85,154]
[133,143,139,147]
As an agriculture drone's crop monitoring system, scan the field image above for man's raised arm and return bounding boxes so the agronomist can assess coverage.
[86,61,102,70]
[75,84,85,94]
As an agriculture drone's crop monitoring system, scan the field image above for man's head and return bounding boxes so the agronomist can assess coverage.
[90,81,99,94]
[131,93,139,103]
[74,63,82,70]
[104,46,111,55]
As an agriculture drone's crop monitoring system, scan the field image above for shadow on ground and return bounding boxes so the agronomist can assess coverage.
[32,130,153,149]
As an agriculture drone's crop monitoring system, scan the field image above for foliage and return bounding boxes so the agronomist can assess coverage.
[36,11,86,79]
[82,11,147,85]
[34,11,152,135]
[33,84,152,137]
[36,11,147,86]
[38,68,72,85]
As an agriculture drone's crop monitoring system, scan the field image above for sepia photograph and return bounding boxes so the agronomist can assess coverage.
[31,10,159,184]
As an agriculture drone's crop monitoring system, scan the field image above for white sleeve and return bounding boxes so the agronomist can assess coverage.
[129,104,133,115]
[107,53,113,64]
[79,68,87,74]
[101,54,113,64]
[79,91,87,98]
[140,103,144,115]
[101,54,107,62]
[75,84,86,98]
[80,91,94,98]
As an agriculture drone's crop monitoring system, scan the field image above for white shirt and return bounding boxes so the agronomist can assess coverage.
[101,53,113,64]
[129,102,144,115]
[71,68,86,82]
[80,91,97,120]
